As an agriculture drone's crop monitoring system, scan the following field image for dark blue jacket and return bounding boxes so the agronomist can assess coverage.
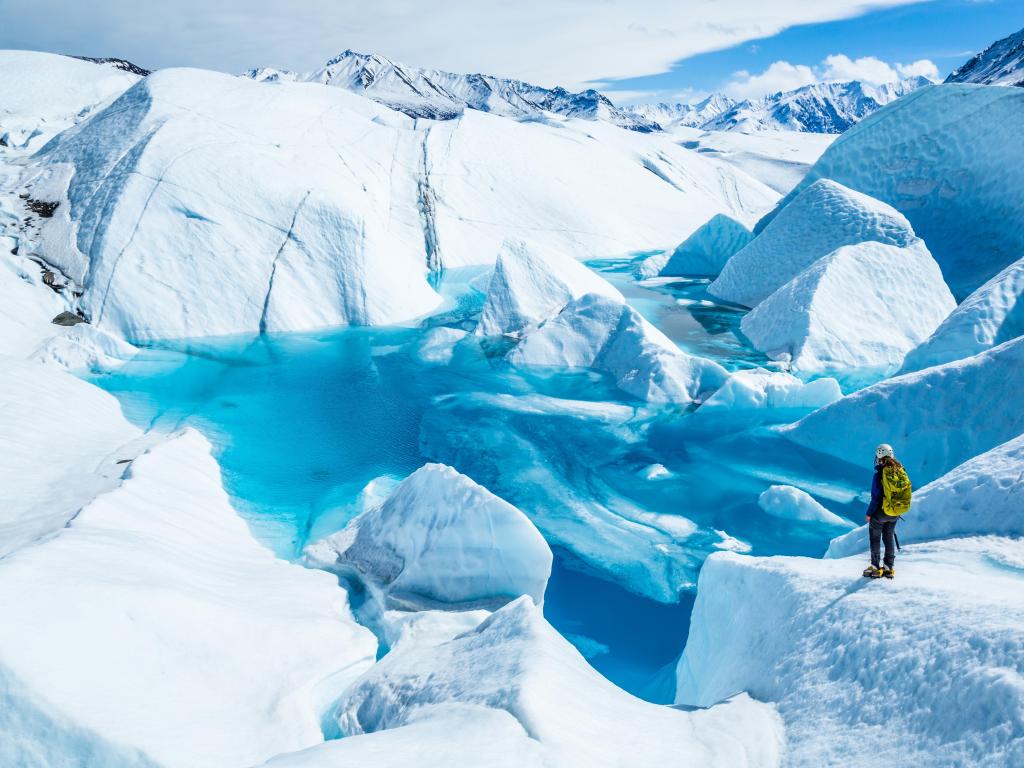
[866,465,884,519]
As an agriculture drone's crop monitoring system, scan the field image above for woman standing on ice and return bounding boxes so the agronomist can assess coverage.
[862,444,912,580]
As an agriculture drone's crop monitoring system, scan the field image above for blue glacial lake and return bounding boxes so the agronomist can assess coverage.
[90,259,868,703]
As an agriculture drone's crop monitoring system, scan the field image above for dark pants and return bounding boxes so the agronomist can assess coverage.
[869,517,898,568]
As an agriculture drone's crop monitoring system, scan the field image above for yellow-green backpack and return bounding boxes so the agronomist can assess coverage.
[881,464,913,517]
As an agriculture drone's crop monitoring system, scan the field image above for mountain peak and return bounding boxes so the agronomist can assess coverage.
[946,26,1024,87]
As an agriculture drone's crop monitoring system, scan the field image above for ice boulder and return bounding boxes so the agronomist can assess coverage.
[764,85,1024,298]
[699,369,842,412]
[677,540,1024,767]
[0,357,141,558]
[476,238,623,337]
[901,256,1024,373]
[0,429,377,768]
[739,240,955,378]
[782,336,1024,484]
[27,67,443,339]
[509,292,728,404]
[711,179,917,308]
[659,214,754,277]
[305,463,552,609]
[337,596,784,768]
[0,50,139,148]
[758,485,855,529]
[827,433,1024,558]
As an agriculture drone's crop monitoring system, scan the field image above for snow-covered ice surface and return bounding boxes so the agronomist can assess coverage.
[335,597,784,768]
[677,538,1024,767]
[0,50,138,148]
[711,179,919,309]
[827,433,1024,557]
[758,484,855,529]
[782,336,1024,484]
[0,429,377,768]
[509,292,728,404]
[656,214,753,278]
[698,369,842,413]
[739,240,954,380]
[765,84,1024,298]
[304,463,552,610]
[901,256,1024,373]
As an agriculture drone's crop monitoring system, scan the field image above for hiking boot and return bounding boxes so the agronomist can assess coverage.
[862,565,883,578]
[883,567,895,579]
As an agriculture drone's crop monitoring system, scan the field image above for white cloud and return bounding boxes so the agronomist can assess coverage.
[0,0,934,90]
[722,52,940,101]
[723,60,818,99]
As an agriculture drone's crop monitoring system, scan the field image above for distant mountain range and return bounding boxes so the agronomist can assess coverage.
[244,50,660,132]
[946,26,1024,87]
[625,77,931,134]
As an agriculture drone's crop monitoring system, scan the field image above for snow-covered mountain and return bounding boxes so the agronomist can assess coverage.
[71,55,151,76]
[946,26,1024,87]
[628,77,930,133]
[245,50,661,132]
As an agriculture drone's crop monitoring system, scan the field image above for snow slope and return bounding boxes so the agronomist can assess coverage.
[0,356,141,558]
[305,463,552,609]
[677,538,1024,767]
[509,292,728,404]
[0,50,139,148]
[827,433,1024,557]
[0,430,377,768]
[711,179,919,309]
[762,84,1024,298]
[900,256,1024,372]
[476,238,623,337]
[336,596,784,768]
[739,240,954,378]
[946,27,1024,87]
[782,336,1024,484]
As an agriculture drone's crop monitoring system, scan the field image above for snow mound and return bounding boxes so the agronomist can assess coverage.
[699,369,842,412]
[337,596,784,768]
[782,336,1024,484]
[711,179,917,308]
[476,238,622,337]
[28,67,443,339]
[31,323,138,370]
[827,433,1024,557]
[758,485,855,529]
[659,214,753,277]
[305,463,552,609]
[0,357,141,558]
[740,240,955,378]
[677,540,1024,767]
[0,50,139,148]
[901,256,1024,373]
[0,429,377,768]
[509,292,728,404]
[763,84,1024,298]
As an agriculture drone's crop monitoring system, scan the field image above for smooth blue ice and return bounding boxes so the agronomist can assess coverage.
[91,260,866,702]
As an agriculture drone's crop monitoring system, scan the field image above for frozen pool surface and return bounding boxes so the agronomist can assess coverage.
[91,259,867,700]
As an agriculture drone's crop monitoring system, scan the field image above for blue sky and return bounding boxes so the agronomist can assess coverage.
[601,0,1024,103]
[1,0,1022,102]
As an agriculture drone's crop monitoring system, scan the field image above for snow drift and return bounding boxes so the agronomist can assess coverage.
[305,463,552,609]
[827,433,1024,557]
[782,336,1024,484]
[739,240,954,378]
[336,596,784,768]
[509,292,728,404]
[901,256,1024,372]
[762,84,1024,298]
[710,178,918,309]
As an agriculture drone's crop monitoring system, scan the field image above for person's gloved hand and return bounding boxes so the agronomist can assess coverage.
[865,515,871,522]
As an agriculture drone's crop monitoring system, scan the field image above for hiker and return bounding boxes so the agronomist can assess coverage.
[862,444,912,580]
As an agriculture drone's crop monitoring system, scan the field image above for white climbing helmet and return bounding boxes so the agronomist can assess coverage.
[875,443,895,461]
